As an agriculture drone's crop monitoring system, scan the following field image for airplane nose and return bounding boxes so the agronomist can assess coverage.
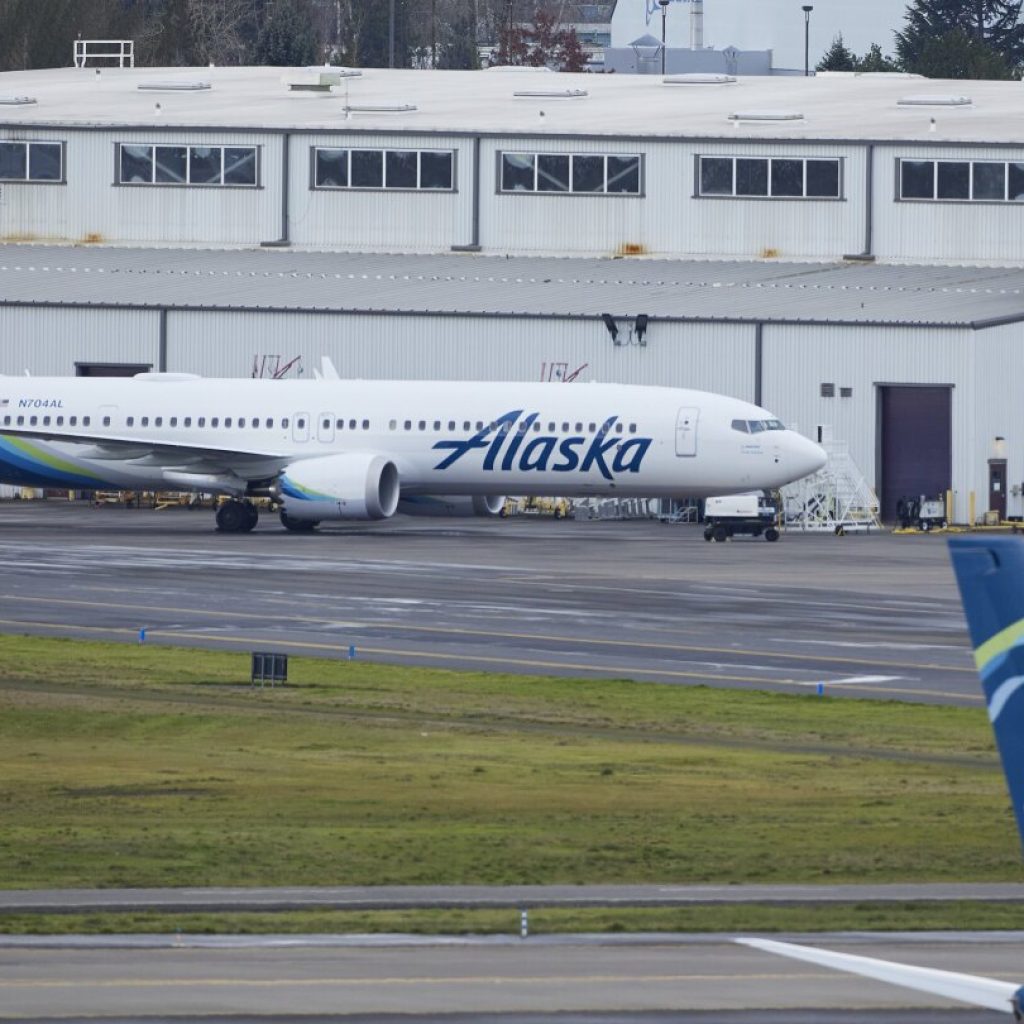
[792,433,827,479]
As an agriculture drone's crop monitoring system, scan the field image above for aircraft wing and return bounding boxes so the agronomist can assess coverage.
[737,937,1024,1016]
[0,426,291,480]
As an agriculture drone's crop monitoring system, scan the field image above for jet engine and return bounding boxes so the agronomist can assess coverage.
[398,494,506,518]
[276,453,400,521]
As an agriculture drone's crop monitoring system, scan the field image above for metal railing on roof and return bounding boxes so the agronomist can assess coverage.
[73,39,135,69]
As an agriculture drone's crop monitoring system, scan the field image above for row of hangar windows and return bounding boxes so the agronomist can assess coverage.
[4,138,1024,204]
[1,411,642,435]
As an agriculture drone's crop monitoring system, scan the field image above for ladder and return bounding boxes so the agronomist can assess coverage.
[782,438,881,533]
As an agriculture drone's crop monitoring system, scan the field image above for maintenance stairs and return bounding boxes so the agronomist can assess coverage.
[782,438,881,533]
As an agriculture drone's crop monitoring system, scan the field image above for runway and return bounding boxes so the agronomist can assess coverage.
[0,933,1019,1021]
[0,503,979,704]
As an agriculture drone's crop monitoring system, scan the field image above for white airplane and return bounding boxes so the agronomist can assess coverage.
[740,536,1024,1019]
[0,365,826,533]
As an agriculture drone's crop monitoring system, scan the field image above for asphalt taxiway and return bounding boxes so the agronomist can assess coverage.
[0,933,1020,1021]
[0,502,977,703]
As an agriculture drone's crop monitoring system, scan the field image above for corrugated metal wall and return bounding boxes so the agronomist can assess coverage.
[873,144,1024,263]
[760,323,976,521]
[290,133,474,250]
[0,128,281,246]
[0,306,160,374]
[167,310,755,398]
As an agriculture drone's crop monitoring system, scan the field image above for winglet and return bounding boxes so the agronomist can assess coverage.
[320,356,340,381]
[949,536,1024,853]
[737,937,1023,1016]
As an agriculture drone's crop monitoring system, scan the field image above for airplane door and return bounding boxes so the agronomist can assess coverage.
[317,412,335,444]
[675,407,699,457]
[292,412,310,443]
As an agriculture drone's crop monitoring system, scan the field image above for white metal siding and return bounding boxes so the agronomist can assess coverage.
[761,323,975,520]
[873,144,1024,263]
[479,138,864,259]
[0,128,280,246]
[0,306,160,374]
[290,133,473,250]
[167,310,755,398]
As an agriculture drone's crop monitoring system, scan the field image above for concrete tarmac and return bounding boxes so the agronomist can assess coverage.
[0,502,979,704]
[0,934,1020,1020]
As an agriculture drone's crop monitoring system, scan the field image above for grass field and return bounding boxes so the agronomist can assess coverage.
[1,633,1022,932]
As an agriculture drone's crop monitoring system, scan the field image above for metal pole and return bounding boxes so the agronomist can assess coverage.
[660,0,668,74]
[802,5,813,76]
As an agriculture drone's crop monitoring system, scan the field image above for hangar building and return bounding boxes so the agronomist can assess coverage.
[2,64,1024,521]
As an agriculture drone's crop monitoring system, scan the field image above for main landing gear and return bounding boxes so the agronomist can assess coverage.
[280,511,319,533]
[215,499,259,533]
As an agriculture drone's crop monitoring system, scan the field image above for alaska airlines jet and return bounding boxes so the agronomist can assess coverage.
[0,367,825,533]
[736,537,1024,1018]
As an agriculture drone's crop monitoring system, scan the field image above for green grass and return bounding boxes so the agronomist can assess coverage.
[1,903,1022,936]
[0,634,1021,912]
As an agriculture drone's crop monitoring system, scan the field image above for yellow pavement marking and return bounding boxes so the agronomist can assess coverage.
[0,617,979,703]
[0,593,975,675]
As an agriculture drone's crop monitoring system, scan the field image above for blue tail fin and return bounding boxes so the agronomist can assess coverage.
[949,536,1024,852]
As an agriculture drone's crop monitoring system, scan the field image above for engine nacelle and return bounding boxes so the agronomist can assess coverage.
[398,494,506,518]
[277,453,400,521]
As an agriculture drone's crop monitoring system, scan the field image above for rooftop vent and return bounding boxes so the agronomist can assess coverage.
[344,103,417,113]
[484,64,554,72]
[286,67,362,92]
[137,79,211,91]
[897,94,971,106]
[0,95,37,105]
[728,109,804,122]
[663,73,736,85]
[513,88,588,98]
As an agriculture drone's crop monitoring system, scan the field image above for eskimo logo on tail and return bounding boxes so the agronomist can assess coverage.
[949,536,1024,854]
[431,409,652,481]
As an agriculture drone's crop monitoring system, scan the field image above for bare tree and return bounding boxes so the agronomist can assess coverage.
[187,0,252,65]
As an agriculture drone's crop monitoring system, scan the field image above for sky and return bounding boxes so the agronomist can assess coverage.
[611,0,909,71]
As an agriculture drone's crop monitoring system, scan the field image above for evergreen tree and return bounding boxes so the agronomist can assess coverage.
[856,42,901,71]
[896,0,1024,70]
[816,33,857,70]
[437,8,480,68]
[349,0,413,67]
[254,0,318,66]
[909,25,1015,75]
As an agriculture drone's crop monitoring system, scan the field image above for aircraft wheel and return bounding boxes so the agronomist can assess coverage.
[243,502,259,532]
[216,500,253,533]
[765,527,780,542]
[712,525,728,543]
[703,527,713,542]
[280,511,318,533]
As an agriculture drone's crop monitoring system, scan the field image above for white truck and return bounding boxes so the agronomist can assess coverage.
[703,492,780,543]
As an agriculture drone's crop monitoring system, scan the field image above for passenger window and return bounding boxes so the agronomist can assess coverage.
[562,422,569,432]
[404,420,412,430]
[56,416,64,426]
[43,416,51,426]
[184,417,192,427]
[389,419,397,430]
[588,423,596,433]
[295,418,304,428]
[615,423,623,433]
[350,419,358,430]
[336,419,344,429]
[448,420,456,430]
[265,418,273,428]
[628,423,636,434]
[16,415,24,425]
[362,419,369,430]
[239,419,246,428]
[533,422,541,431]
[141,417,149,427]
[170,417,178,427]
[30,416,37,426]
[419,421,426,430]
[198,417,206,427]
[3,416,9,426]
[69,416,77,426]
[548,422,555,432]
[101,416,109,427]
[323,419,331,430]
[154,417,162,427]
[281,418,288,428]
[211,418,219,427]
[83,416,91,426]
[575,422,583,432]
[464,421,471,430]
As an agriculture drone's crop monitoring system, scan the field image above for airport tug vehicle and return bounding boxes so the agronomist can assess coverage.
[703,491,780,543]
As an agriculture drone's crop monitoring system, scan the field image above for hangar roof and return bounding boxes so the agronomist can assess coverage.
[1,244,1023,329]
[2,64,1024,144]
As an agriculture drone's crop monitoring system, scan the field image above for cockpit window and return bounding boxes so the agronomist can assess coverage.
[734,417,786,433]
